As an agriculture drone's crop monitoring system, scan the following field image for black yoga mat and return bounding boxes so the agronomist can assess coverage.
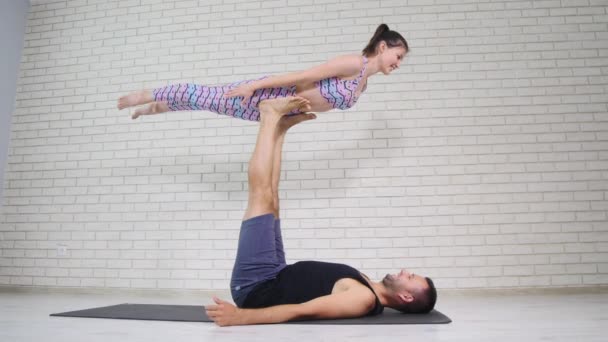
[51,303,451,325]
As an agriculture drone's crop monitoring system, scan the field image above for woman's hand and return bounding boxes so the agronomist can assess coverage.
[205,296,244,327]
[224,84,255,106]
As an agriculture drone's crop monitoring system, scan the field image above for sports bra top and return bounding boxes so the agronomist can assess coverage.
[315,56,368,110]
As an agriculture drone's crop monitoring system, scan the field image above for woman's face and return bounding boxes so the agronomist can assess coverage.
[378,43,407,75]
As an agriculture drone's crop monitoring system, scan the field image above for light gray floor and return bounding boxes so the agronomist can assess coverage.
[1,287,607,342]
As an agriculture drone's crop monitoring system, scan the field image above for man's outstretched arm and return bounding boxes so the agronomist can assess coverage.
[205,287,375,327]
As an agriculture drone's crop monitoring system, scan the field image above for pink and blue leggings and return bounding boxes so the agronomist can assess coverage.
[152,78,298,122]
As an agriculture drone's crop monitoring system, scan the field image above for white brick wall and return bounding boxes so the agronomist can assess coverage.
[1,0,607,291]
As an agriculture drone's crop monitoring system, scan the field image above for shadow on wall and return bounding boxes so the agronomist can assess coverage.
[0,0,29,202]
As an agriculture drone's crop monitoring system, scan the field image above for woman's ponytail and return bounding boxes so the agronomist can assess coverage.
[362,24,408,57]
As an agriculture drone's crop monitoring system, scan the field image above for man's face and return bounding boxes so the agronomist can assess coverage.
[382,269,428,300]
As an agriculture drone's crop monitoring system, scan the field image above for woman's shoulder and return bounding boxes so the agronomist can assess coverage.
[333,53,365,64]
[327,54,366,75]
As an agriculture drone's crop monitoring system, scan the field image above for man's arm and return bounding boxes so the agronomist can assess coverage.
[206,288,375,326]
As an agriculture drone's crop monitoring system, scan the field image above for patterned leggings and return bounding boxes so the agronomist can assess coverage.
[152,77,298,122]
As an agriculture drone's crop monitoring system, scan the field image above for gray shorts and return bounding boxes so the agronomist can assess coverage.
[230,213,287,307]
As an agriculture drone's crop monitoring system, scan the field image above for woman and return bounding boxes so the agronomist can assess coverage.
[117,24,408,121]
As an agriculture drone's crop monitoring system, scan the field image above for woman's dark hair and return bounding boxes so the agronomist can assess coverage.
[362,24,409,57]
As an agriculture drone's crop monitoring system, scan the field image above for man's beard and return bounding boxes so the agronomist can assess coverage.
[382,274,395,289]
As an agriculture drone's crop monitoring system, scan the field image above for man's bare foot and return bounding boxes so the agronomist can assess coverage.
[258,96,311,122]
[277,112,317,133]
[117,90,154,110]
[131,102,170,119]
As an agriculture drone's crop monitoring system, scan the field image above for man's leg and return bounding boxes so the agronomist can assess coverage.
[270,112,317,264]
[231,97,310,307]
[242,97,310,220]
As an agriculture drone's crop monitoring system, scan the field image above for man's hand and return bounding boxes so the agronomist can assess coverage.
[205,296,243,327]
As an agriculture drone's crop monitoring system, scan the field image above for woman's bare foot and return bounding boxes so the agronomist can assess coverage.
[117,90,155,110]
[131,102,170,119]
[258,96,311,122]
[277,112,317,133]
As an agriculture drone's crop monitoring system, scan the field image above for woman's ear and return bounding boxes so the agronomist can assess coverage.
[378,40,388,53]
[376,40,387,54]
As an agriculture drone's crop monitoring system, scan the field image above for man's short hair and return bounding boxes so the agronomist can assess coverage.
[396,277,437,314]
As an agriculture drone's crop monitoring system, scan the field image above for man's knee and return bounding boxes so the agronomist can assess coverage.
[245,188,279,219]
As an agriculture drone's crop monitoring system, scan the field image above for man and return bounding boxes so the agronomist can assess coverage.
[205,97,437,326]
